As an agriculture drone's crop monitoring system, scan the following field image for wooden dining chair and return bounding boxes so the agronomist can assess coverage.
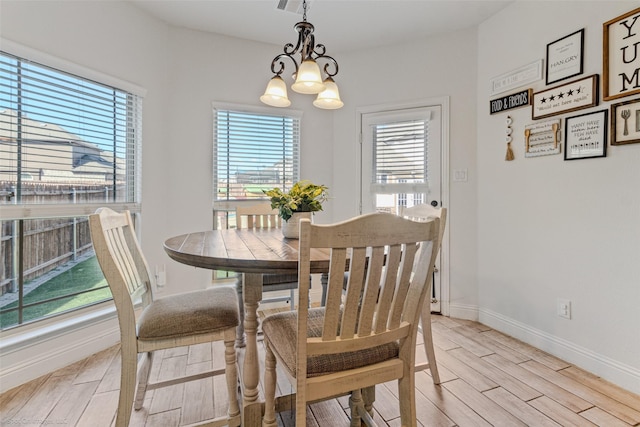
[261,213,441,427]
[234,203,299,345]
[401,204,447,385]
[89,208,240,427]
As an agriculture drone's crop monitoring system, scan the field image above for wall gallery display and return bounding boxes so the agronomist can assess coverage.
[564,110,608,160]
[532,74,598,120]
[610,97,640,145]
[524,119,561,158]
[546,29,584,85]
[603,7,640,101]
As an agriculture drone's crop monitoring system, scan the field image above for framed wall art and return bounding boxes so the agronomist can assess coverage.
[546,29,584,85]
[603,7,640,101]
[490,60,544,96]
[532,74,598,120]
[564,110,608,160]
[524,119,561,158]
[610,97,640,145]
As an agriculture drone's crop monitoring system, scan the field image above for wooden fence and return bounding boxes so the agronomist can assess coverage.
[0,182,117,295]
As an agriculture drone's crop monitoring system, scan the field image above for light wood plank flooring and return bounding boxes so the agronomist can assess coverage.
[1,315,639,426]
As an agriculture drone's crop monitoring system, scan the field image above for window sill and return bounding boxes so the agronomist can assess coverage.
[0,301,117,354]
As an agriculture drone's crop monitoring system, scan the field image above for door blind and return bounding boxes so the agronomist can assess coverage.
[371,118,429,194]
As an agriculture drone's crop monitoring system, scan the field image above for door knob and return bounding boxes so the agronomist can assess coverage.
[430,200,438,207]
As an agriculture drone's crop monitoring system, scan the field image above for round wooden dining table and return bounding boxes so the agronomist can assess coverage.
[163,227,331,426]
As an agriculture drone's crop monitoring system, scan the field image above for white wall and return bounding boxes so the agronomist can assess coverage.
[331,29,480,318]
[477,1,640,393]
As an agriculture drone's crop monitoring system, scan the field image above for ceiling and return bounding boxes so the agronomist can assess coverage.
[129,0,513,53]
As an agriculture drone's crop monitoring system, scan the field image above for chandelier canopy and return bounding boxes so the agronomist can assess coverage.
[260,0,343,110]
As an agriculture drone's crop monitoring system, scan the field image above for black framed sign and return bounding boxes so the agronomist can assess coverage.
[489,89,532,115]
[564,110,608,160]
[546,29,584,85]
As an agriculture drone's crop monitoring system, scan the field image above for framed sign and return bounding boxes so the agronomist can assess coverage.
[525,119,561,158]
[490,60,544,96]
[610,97,640,145]
[532,74,599,120]
[546,29,584,85]
[603,7,640,101]
[564,110,608,160]
[489,89,532,115]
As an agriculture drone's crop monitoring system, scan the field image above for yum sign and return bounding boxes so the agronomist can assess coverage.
[604,7,640,100]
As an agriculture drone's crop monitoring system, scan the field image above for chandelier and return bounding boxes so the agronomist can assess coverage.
[260,0,343,109]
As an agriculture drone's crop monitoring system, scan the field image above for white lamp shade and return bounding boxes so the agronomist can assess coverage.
[313,77,344,109]
[260,76,291,107]
[291,59,325,94]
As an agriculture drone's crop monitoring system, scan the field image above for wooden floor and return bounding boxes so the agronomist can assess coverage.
[2,314,639,426]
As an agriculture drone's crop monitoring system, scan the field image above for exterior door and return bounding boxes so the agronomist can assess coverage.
[359,104,444,313]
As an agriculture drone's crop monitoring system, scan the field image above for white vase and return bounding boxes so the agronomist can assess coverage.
[281,212,312,239]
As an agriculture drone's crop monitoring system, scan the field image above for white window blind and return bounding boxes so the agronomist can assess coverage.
[0,50,142,209]
[214,108,300,201]
[371,118,430,194]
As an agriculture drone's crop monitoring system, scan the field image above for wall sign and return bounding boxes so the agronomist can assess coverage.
[603,7,640,101]
[564,110,608,160]
[610,97,640,145]
[489,89,532,115]
[490,60,544,96]
[525,119,561,157]
[532,74,599,120]
[546,29,584,85]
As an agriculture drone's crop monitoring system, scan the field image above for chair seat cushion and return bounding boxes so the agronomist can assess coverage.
[138,286,239,341]
[262,307,399,378]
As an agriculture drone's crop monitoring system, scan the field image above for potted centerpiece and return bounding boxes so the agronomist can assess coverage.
[264,180,329,238]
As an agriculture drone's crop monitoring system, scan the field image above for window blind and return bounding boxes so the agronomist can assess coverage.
[0,50,142,208]
[214,109,300,201]
[371,118,429,194]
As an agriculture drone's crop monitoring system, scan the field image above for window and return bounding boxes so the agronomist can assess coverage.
[0,49,143,329]
[213,104,300,229]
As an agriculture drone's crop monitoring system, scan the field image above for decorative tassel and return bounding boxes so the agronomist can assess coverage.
[505,142,515,161]
[505,115,514,161]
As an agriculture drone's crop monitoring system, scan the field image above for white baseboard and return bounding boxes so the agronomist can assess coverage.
[448,302,479,321]
[478,307,640,395]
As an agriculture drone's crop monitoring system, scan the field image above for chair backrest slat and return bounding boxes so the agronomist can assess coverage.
[389,242,418,330]
[340,246,367,339]
[357,246,385,336]
[374,244,401,334]
[322,248,347,340]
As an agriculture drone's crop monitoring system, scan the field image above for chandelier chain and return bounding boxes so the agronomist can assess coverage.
[302,0,307,22]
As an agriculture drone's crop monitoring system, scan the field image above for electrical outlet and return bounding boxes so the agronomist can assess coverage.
[156,265,166,287]
[557,298,571,319]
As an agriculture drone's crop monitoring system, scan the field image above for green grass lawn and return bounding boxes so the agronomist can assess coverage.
[0,256,112,328]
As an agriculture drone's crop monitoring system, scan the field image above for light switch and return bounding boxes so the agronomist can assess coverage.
[453,169,468,182]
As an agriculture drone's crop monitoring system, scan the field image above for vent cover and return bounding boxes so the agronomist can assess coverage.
[276,0,311,15]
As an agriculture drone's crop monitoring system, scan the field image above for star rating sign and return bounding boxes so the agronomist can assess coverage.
[532,75,596,119]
